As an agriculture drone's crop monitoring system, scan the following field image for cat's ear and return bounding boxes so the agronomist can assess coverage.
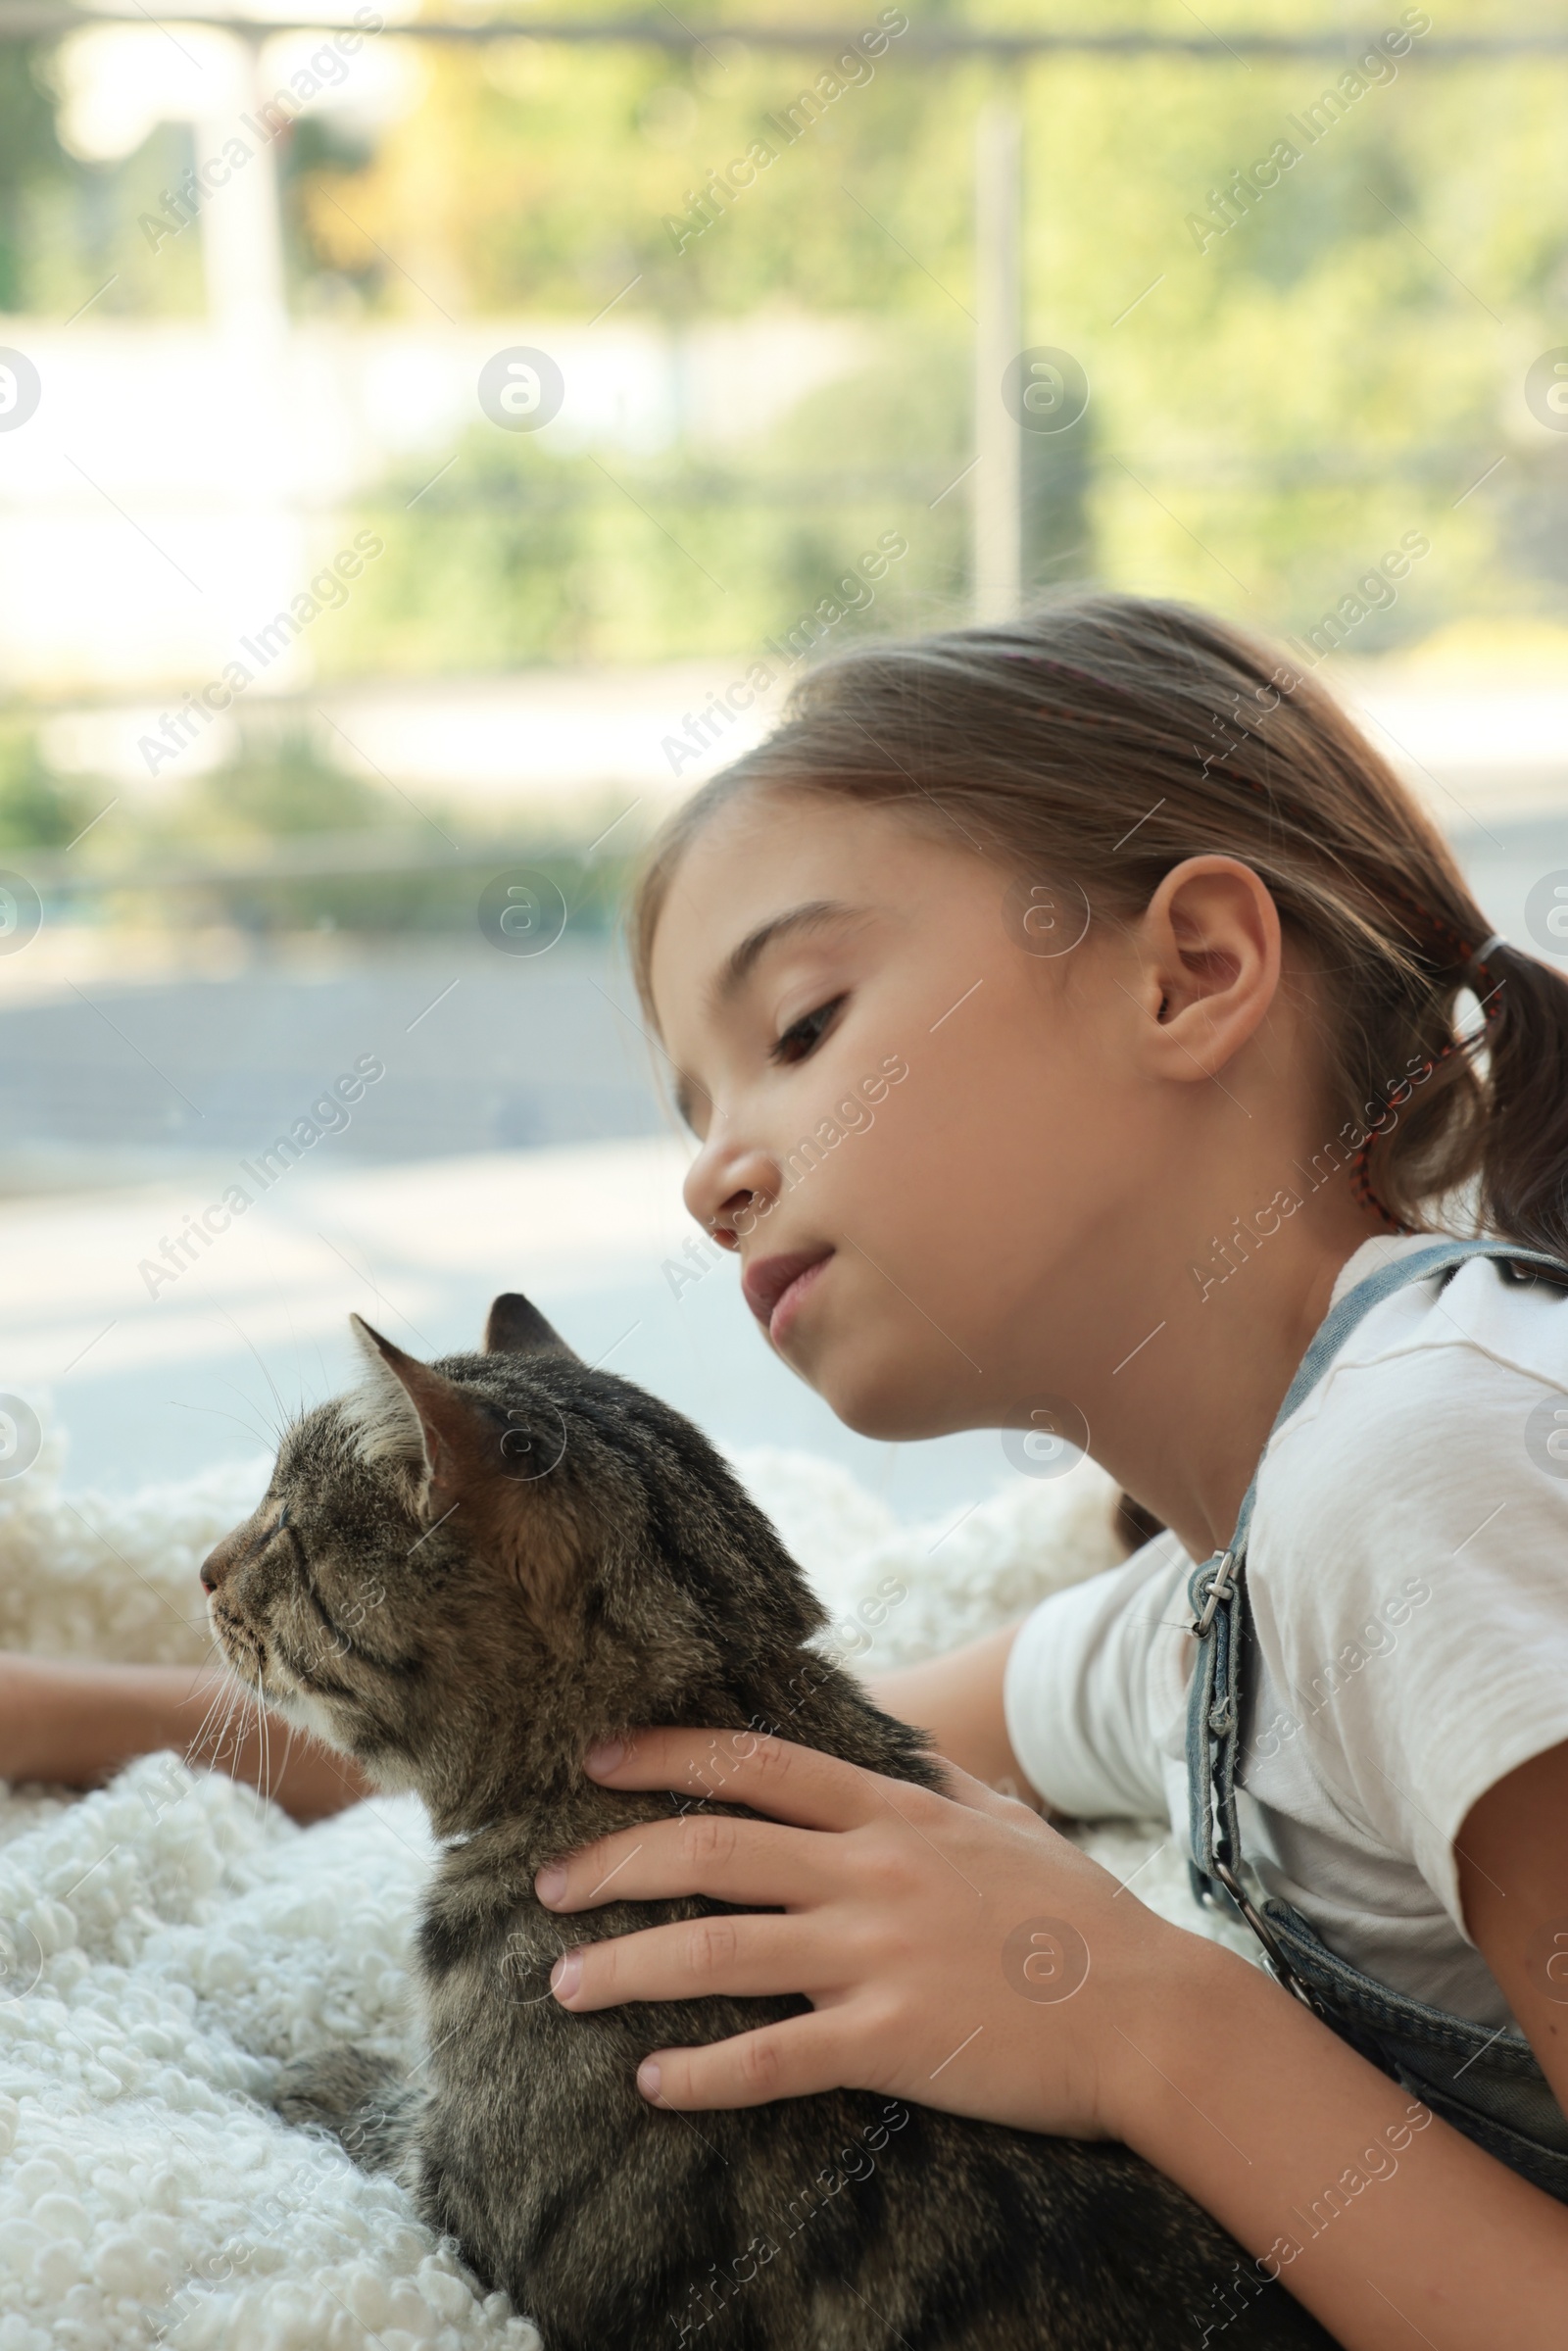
[483,1293,579,1362]
[348,1315,499,1520]
[348,1315,572,1591]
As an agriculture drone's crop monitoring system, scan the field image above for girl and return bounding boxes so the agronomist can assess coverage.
[525,593,1568,2347]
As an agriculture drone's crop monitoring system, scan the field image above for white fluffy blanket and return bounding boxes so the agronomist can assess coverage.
[0,1447,1249,2350]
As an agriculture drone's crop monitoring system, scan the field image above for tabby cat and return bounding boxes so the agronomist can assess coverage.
[201,1294,1333,2351]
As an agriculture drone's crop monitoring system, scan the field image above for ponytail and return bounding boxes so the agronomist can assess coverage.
[1467,944,1568,1258]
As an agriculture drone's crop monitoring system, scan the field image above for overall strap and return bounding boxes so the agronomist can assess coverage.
[1186,1238,1568,1995]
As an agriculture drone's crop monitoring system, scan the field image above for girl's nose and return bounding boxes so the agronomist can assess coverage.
[683,1137,779,1247]
[707,1195,749,1250]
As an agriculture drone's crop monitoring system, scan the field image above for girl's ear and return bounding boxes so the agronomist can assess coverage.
[348,1316,505,1524]
[1134,856,1281,1080]
[483,1293,579,1361]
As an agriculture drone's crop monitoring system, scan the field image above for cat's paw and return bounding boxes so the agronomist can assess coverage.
[273,2045,418,2173]
[274,2041,401,2127]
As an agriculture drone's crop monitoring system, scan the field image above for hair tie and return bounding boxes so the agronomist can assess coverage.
[1468,931,1506,972]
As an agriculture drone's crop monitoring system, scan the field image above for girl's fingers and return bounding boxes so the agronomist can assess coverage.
[582,1726,939,1835]
[553,1908,829,2013]
[635,2009,864,2113]
[925,1754,1042,1823]
[539,1810,833,1914]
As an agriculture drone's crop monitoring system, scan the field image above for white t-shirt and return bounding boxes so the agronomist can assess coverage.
[1003,1234,1568,2028]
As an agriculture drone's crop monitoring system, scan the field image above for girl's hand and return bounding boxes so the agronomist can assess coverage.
[0,1652,53,1785]
[534,1726,1185,2137]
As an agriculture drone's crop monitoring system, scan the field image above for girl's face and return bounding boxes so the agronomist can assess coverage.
[647,788,1198,1443]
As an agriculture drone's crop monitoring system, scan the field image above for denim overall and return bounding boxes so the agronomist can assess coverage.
[1186,1237,1568,2202]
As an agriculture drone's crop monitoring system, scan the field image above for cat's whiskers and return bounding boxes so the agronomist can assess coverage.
[271,1704,301,1792]
[254,1667,271,1816]
[209,1309,295,1452]
[214,1656,258,1778]
[170,1394,279,1456]
[199,1654,245,1768]
[184,1645,237,1768]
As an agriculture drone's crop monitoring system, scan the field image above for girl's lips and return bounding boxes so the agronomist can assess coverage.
[742,1247,834,1342]
[767,1252,831,1345]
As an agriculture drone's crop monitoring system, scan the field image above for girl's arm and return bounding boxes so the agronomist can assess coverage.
[1458,1738,1568,2117]
[1102,1921,1568,2346]
[0,1650,372,1824]
[535,1729,1568,2351]
[861,1619,1054,1813]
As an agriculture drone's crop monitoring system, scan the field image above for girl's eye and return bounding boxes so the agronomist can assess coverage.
[770,996,845,1067]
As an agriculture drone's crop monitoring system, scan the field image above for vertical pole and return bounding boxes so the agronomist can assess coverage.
[197,41,288,347]
[198,35,307,686]
[971,101,1022,625]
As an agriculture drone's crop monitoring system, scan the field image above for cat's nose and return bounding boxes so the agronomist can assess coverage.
[200,1526,247,1593]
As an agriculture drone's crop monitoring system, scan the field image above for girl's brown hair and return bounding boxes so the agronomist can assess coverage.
[631,592,1568,1257]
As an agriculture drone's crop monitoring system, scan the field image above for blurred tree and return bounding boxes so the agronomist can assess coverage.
[286,4,1568,651]
[0,723,92,850]
[0,46,68,312]
[187,729,386,840]
[1,2,1566,659]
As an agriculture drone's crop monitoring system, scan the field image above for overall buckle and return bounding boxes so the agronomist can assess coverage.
[1211,1857,1320,2010]
[1191,1550,1236,1638]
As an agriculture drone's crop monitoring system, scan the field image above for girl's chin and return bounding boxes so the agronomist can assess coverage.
[806,1351,962,1445]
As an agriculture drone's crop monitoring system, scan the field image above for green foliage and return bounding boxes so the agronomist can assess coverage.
[0,719,628,931]
[0,46,69,312]
[134,842,621,940]
[0,723,92,851]
[113,732,433,929]
[186,732,387,842]
[8,95,205,320]
[291,10,1568,653]
[297,36,988,324]
[325,338,974,671]
[2,7,1567,661]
